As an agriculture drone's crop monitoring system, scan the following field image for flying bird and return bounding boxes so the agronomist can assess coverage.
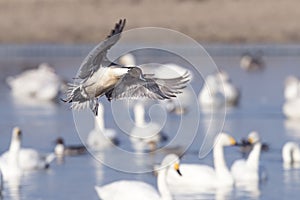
[63,19,190,115]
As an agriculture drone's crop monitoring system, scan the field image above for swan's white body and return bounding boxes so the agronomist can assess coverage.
[284,76,300,101]
[87,103,118,150]
[0,127,55,180]
[95,154,181,200]
[130,102,163,152]
[231,131,267,182]
[6,63,62,101]
[283,98,300,119]
[0,169,2,193]
[199,71,239,107]
[167,133,236,193]
[0,128,23,180]
[282,142,300,164]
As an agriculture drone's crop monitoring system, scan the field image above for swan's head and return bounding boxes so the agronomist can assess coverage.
[161,154,182,176]
[12,127,22,141]
[215,133,237,147]
[285,76,299,87]
[216,70,230,83]
[119,54,136,67]
[248,131,260,144]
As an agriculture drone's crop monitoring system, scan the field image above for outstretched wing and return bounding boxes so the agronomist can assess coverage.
[77,19,126,80]
[107,68,190,100]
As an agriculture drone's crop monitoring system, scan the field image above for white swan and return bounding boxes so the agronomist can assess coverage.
[284,76,300,101]
[95,154,181,200]
[130,102,166,152]
[199,71,239,107]
[87,103,119,150]
[0,169,2,194]
[0,127,55,176]
[231,131,267,182]
[283,98,300,119]
[167,133,237,193]
[6,63,63,101]
[282,142,300,169]
[0,127,23,180]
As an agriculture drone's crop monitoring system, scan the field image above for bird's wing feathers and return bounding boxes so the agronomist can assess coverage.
[108,69,190,100]
[77,19,126,80]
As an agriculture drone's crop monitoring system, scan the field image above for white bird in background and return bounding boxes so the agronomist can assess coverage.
[231,131,267,182]
[95,154,182,200]
[167,133,237,194]
[63,19,190,115]
[284,76,300,101]
[199,71,239,107]
[0,127,23,180]
[282,142,300,169]
[0,127,55,178]
[0,169,2,194]
[283,76,300,119]
[130,102,167,152]
[6,63,63,101]
[87,103,119,150]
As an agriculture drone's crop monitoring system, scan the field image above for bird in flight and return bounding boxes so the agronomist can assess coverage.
[63,19,190,115]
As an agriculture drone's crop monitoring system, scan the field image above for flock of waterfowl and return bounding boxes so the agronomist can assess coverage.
[0,19,300,199]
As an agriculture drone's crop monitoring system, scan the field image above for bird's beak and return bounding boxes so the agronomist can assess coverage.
[229,137,237,146]
[248,137,254,144]
[174,163,182,176]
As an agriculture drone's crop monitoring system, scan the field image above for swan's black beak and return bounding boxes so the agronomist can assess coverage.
[174,163,182,176]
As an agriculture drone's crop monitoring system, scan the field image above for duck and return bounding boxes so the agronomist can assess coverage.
[0,127,55,176]
[130,102,168,152]
[240,52,264,71]
[62,19,190,115]
[87,103,119,150]
[6,63,63,101]
[54,137,87,156]
[231,131,267,182]
[166,133,237,193]
[95,154,182,200]
[282,142,300,168]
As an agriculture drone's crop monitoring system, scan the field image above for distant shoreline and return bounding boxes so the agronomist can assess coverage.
[0,0,300,44]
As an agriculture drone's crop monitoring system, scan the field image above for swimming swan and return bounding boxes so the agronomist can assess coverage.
[167,133,237,193]
[231,131,267,182]
[6,63,63,101]
[0,127,55,177]
[130,102,167,152]
[282,142,300,169]
[95,154,182,200]
[87,103,119,150]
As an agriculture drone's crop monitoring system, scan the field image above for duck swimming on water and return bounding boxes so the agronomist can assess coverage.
[62,19,190,115]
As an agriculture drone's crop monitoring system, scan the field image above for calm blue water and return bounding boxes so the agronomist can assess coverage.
[0,47,300,200]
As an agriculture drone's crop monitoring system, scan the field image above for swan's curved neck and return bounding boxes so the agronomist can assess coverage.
[157,167,172,200]
[95,105,105,131]
[134,103,145,127]
[213,144,230,176]
[8,136,21,166]
[246,142,261,170]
